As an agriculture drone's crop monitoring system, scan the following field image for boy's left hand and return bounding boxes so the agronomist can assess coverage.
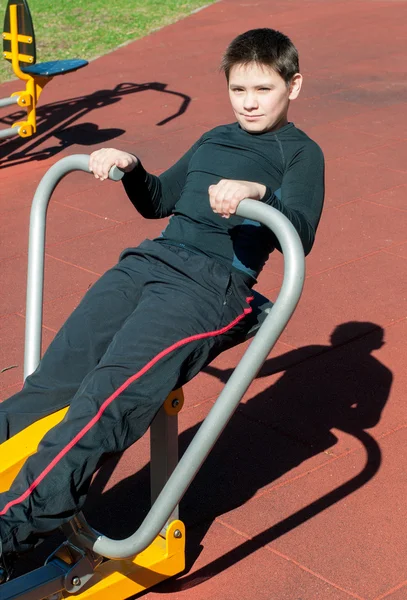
[208,179,266,218]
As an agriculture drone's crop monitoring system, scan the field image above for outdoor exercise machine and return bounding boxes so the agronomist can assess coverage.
[0,154,305,599]
[0,0,87,140]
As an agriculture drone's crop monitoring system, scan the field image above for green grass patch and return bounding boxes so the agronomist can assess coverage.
[0,0,216,83]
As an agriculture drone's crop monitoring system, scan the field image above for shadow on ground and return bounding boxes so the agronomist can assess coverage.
[0,82,191,168]
[12,321,392,589]
[95,321,391,594]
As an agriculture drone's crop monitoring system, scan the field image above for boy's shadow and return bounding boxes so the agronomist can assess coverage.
[83,321,391,590]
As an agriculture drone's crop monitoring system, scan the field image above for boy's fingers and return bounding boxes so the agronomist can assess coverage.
[229,198,240,214]
[90,149,132,179]
[208,186,219,211]
[209,182,237,216]
[215,194,226,214]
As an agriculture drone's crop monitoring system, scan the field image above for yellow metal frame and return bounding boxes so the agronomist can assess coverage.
[0,391,186,597]
[60,520,185,599]
[2,3,50,137]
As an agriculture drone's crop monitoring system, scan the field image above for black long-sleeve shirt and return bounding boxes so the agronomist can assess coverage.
[122,121,324,282]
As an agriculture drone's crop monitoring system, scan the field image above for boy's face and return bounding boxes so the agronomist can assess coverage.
[228,62,302,134]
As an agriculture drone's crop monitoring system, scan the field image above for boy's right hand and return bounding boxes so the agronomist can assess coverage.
[89,148,138,181]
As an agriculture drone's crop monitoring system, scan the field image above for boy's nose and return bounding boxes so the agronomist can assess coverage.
[243,93,259,110]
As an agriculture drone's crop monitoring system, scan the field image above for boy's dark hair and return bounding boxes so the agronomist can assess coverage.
[221,28,299,85]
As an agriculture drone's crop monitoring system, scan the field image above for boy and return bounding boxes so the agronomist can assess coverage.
[0,28,324,579]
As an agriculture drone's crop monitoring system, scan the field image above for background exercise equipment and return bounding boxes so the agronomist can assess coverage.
[1,0,87,140]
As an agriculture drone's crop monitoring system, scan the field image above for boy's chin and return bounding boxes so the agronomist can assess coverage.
[240,121,271,134]
[239,117,286,134]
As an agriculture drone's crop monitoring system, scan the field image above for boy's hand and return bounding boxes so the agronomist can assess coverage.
[209,179,267,218]
[209,179,266,218]
[89,148,138,181]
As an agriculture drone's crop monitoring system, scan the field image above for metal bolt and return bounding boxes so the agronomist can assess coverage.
[22,129,26,134]
[171,398,180,408]
[71,576,81,586]
[21,98,25,104]
[173,529,182,538]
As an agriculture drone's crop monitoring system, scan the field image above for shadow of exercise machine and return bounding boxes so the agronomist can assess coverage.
[0,0,88,140]
[0,82,192,168]
[0,154,304,598]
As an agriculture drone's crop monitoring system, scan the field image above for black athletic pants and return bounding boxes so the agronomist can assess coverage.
[0,240,253,554]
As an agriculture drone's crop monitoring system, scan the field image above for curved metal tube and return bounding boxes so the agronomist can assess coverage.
[78,201,305,558]
[148,429,381,585]
[24,153,305,559]
[24,154,123,379]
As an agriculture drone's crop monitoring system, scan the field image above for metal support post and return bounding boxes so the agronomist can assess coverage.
[0,96,19,108]
[150,389,184,529]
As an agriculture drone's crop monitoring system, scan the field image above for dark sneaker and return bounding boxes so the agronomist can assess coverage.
[0,539,13,584]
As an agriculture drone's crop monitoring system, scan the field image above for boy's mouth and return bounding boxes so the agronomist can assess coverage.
[242,114,263,120]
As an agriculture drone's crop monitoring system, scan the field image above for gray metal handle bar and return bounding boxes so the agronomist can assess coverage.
[24,154,305,559]
[0,97,20,140]
[76,196,305,558]
[24,154,124,379]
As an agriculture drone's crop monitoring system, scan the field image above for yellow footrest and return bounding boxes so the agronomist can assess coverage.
[62,520,185,599]
[0,408,186,597]
[0,407,68,492]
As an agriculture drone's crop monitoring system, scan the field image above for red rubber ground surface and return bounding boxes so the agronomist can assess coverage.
[1,1,406,598]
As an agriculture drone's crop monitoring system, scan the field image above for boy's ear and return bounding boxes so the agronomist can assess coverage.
[288,73,303,100]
